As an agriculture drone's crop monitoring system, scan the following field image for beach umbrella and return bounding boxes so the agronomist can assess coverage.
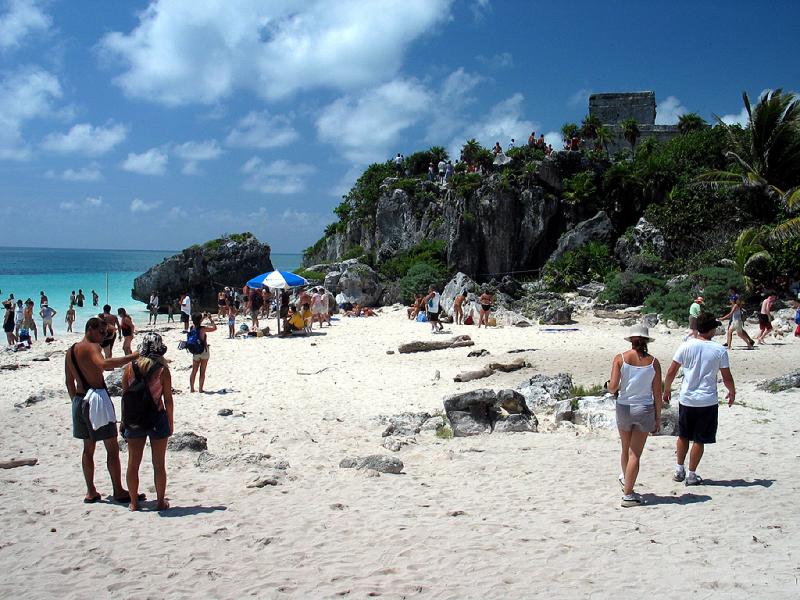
[246,270,308,290]
[246,270,309,335]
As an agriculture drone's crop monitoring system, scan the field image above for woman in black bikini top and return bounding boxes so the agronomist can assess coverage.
[117,307,135,356]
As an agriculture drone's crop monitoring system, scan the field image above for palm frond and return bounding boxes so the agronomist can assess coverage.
[770,216,800,242]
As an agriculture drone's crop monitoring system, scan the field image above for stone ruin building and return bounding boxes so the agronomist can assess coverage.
[588,91,679,154]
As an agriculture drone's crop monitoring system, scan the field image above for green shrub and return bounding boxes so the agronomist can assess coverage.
[451,172,482,198]
[563,170,598,204]
[341,245,366,260]
[379,240,446,281]
[643,267,744,323]
[295,269,326,281]
[393,178,419,196]
[400,262,448,303]
[601,272,666,305]
[541,242,619,292]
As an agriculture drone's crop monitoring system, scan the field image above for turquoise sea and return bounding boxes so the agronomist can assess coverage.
[0,247,301,333]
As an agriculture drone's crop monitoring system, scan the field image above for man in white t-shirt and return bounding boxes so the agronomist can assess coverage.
[663,312,736,486]
[180,293,192,332]
[423,286,442,333]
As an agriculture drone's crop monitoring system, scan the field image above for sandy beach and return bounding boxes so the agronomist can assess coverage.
[1,309,798,599]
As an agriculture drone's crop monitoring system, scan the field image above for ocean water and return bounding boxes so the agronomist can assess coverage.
[0,247,301,333]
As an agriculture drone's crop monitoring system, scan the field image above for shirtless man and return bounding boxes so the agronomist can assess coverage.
[407,294,423,320]
[65,317,140,503]
[454,290,466,325]
[98,304,119,358]
[23,299,38,340]
[478,290,494,329]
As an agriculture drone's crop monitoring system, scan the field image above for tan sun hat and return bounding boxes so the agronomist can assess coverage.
[624,324,654,342]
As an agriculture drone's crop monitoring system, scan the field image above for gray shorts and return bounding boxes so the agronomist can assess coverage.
[72,396,117,441]
[616,402,655,433]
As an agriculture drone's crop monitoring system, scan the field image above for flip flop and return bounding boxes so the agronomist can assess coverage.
[83,494,102,504]
[112,493,146,503]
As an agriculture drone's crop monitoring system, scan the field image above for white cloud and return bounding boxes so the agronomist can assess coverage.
[172,139,222,175]
[121,147,168,175]
[41,122,128,156]
[241,157,315,194]
[317,78,433,163]
[655,95,688,125]
[476,52,513,69]
[59,195,104,211]
[225,111,298,149]
[98,0,452,105]
[0,0,50,50]
[130,197,161,213]
[0,66,61,159]
[470,0,492,21]
[568,88,592,108]
[447,93,536,157]
[720,106,749,127]
[46,163,103,181]
[543,131,562,149]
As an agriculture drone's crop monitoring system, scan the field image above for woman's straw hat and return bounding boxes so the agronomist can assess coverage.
[624,324,654,342]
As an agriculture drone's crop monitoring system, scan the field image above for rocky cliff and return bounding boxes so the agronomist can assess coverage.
[304,151,598,278]
[132,233,273,311]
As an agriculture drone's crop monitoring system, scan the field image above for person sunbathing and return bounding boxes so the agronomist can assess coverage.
[345,303,363,317]
[407,294,423,319]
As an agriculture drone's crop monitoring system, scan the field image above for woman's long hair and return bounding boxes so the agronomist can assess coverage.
[631,337,649,357]
[136,355,169,375]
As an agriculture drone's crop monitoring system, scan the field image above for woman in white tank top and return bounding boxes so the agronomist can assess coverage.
[607,324,663,507]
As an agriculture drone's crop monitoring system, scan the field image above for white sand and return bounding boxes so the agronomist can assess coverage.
[1,309,798,599]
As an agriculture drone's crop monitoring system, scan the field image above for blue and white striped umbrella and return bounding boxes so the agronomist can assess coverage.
[246,270,308,290]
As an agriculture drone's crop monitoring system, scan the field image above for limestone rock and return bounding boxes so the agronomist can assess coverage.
[577,282,605,298]
[516,373,573,411]
[168,432,208,452]
[573,395,617,429]
[757,370,800,393]
[105,369,124,397]
[132,233,273,312]
[549,211,615,263]
[615,218,670,272]
[553,400,574,423]
[334,262,383,307]
[443,388,537,436]
[420,416,445,431]
[339,455,404,474]
[381,412,431,437]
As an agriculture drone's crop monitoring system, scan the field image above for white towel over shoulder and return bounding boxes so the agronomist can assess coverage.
[86,388,116,430]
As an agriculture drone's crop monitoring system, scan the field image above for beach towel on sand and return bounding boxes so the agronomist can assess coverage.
[86,388,116,430]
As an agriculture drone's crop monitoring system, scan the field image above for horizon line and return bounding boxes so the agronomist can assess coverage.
[0,245,302,254]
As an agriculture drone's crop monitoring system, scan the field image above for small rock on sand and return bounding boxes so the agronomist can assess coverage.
[168,432,208,452]
[218,408,233,416]
[339,455,404,474]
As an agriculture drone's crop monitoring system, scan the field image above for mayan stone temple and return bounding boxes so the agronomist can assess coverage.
[589,91,679,153]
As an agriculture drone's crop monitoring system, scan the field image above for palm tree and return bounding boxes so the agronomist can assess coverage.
[621,118,640,155]
[561,122,578,144]
[428,146,449,165]
[460,139,483,165]
[595,124,612,155]
[698,89,800,239]
[677,113,707,135]
[581,114,602,140]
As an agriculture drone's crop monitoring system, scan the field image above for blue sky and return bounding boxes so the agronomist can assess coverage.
[1,0,798,252]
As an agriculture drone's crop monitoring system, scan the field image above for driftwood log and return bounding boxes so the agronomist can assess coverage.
[0,457,38,469]
[398,335,475,354]
[453,358,528,382]
[594,309,639,320]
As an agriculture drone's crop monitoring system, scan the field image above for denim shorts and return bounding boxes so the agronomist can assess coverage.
[122,410,170,440]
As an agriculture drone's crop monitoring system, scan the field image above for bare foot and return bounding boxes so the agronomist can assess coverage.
[156,499,170,511]
[129,502,140,511]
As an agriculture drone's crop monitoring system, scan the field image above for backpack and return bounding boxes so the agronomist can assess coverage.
[464,313,474,325]
[121,363,161,431]
[795,309,800,325]
[183,327,205,354]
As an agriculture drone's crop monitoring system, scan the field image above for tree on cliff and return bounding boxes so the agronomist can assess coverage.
[581,114,601,140]
[621,118,640,156]
[561,122,579,143]
[678,113,707,135]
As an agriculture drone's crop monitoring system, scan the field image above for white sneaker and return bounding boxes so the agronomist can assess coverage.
[673,466,686,482]
[685,473,704,486]
[621,493,643,508]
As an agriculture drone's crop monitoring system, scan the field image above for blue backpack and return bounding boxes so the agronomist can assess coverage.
[795,309,800,325]
[183,327,205,354]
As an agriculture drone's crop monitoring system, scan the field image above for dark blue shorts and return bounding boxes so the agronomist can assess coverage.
[678,403,718,444]
[72,396,117,441]
[122,410,171,441]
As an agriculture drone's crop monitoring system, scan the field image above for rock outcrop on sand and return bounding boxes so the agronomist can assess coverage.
[443,388,538,436]
[132,233,273,312]
[757,370,800,393]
